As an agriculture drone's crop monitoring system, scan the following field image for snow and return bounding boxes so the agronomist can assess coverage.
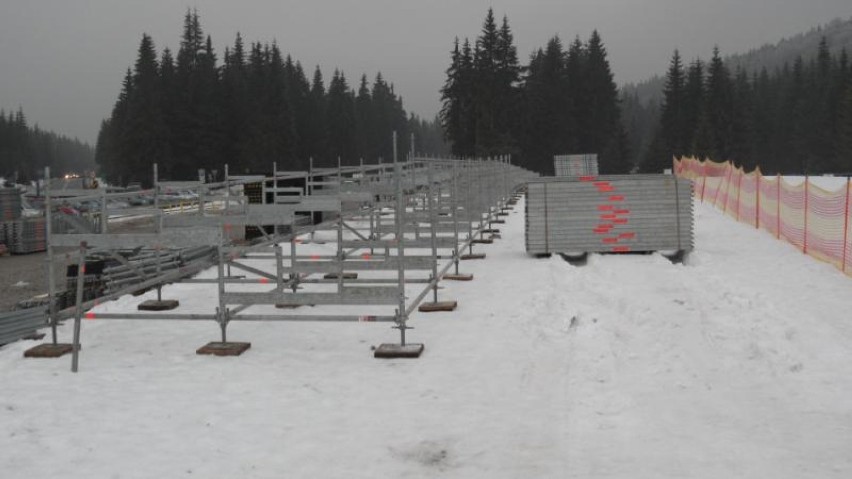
[2,198,852,478]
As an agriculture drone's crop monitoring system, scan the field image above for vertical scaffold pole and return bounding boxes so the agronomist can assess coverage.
[337,157,344,294]
[45,166,57,344]
[393,132,408,345]
[451,161,460,275]
[427,162,439,302]
[70,241,86,373]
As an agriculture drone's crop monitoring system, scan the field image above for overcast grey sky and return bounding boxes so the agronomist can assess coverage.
[1,1,850,145]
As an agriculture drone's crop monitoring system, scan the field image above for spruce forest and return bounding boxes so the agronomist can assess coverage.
[639,39,852,175]
[440,9,631,175]
[95,11,446,187]
[3,9,852,183]
[0,109,94,182]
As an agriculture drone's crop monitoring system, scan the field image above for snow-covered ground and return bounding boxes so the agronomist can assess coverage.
[2,198,852,478]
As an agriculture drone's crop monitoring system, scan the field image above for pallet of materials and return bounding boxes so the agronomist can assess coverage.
[525,175,694,255]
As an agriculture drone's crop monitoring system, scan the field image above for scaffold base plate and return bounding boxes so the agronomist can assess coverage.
[138,299,180,311]
[24,343,75,358]
[460,254,486,260]
[418,301,457,313]
[196,342,251,356]
[443,273,473,281]
[374,343,424,358]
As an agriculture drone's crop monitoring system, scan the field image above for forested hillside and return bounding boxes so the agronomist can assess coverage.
[626,16,852,171]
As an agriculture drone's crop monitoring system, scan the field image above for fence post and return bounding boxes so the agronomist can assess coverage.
[736,169,742,222]
[756,173,760,229]
[776,174,781,240]
[843,178,850,273]
[803,176,809,254]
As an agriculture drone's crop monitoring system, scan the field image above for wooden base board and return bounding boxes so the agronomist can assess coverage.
[196,342,251,356]
[138,299,180,311]
[472,238,494,244]
[443,273,473,281]
[481,228,501,234]
[24,343,75,358]
[323,272,358,280]
[460,254,486,260]
[491,220,506,224]
[418,301,458,313]
[374,343,424,358]
[275,303,303,309]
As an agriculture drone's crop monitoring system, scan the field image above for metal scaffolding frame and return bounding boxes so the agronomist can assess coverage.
[32,139,535,371]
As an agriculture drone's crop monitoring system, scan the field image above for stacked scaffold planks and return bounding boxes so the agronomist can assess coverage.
[525,175,694,256]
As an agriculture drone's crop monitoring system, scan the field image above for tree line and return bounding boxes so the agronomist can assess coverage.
[96,10,446,187]
[0,108,95,183]
[440,9,631,175]
[641,39,852,175]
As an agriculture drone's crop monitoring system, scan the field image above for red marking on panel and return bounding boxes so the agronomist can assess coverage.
[80,266,86,275]
[593,228,608,234]
[292,238,302,244]
[600,214,617,220]
[579,176,597,182]
[310,254,321,261]
[609,195,625,201]
[259,278,269,284]
[597,205,614,211]
[593,182,611,187]
[85,312,95,320]
[615,209,631,215]
[597,186,615,193]
[613,218,629,225]
[602,237,619,244]
[361,253,372,260]
[612,246,631,253]
[618,232,636,239]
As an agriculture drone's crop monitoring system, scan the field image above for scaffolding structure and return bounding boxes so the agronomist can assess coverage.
[31,139,536,371]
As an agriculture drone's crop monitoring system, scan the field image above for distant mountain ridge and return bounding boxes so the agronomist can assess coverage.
[624,16,852,106]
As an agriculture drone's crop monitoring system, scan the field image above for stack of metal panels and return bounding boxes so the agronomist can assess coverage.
[526,175,694,255]
[554,154,599,177]
[0,307,46,346]
[0,188,21,221]
[6,218,47,254]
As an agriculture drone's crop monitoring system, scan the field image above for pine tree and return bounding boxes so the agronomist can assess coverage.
[121,33,167,186]
[583,31,631,173]
[642,49,685,172]
[704,46,735,161]
[326,70,356,165]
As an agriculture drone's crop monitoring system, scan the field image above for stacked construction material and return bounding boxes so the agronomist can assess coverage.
[553,154,599,177]
[6,218,47,254]
[0,188,22,221]
[99,245,217,296]
[525,175,694,255]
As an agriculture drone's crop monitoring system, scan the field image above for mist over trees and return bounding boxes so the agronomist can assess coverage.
[0,108,95,182]
[641,38,852,174]
[626,16,852,172]
[96,10,446,187]
[440,9,631,175]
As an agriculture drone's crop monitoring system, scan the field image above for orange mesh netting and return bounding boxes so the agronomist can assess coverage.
[674,156,852,275]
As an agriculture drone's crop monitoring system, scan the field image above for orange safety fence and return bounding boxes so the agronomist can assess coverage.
[674,156,852,275]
